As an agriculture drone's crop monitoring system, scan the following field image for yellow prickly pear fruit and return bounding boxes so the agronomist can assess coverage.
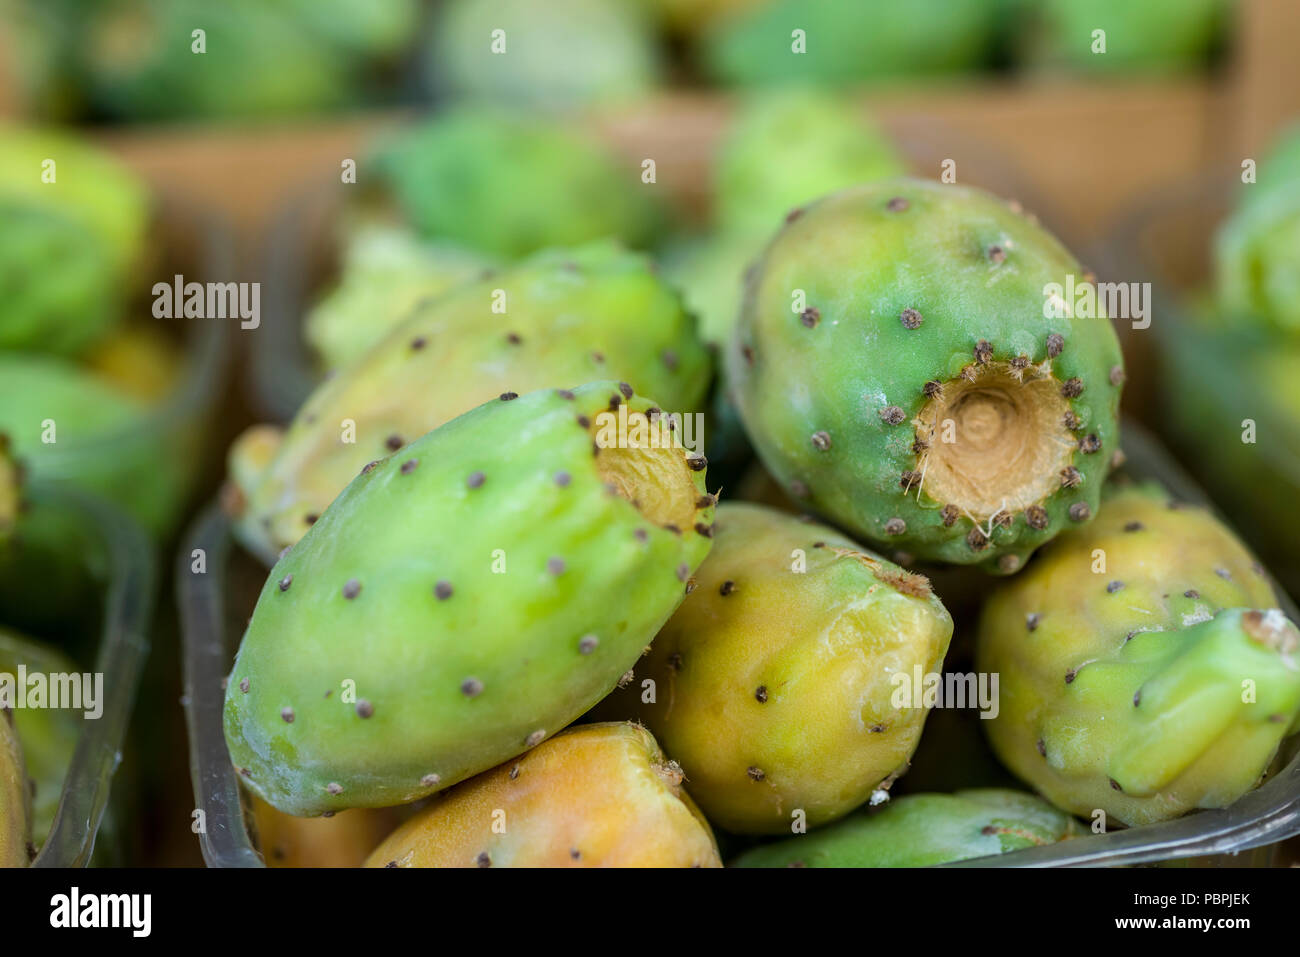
[363,723,720,868]
[599,502,954,834]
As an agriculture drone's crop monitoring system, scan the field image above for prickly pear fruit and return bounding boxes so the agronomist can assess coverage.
[303,225,492,371]
[1215,123,1300,336]
[377,111,658,260]
[0,706,31,867]
[0,202,119,355]
[977,483,1300,827]
[714,89,906,239]
[0,126,148,277]
[364,722,720,868]
[701,0,999,87]
[228,241,711,564]
[728,178,1124,570]
[251,796,403,868]
[662,233,759,349]
[429,0,661,111]
[224,382,715,815]
[733,789,1083,867]
[0,353,190,534]
[0,127,147,355]
[597,502,952,833]
[0,628,81,853]
[1030,0,1226,76]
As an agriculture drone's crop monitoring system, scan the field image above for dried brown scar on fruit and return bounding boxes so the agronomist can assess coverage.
[826,546,932,600]
[911,361,1075,522]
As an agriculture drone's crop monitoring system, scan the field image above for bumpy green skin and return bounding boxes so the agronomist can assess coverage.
[0,203,118,355]
[231,241,711,564]
[728,178,1124,569]
[733,789,1083,867]
[429,0,660,110]
[82,0,362,121]
[0,125,147,275]
[598,503,952,834]
[224,383,715,815]
[0,707,30,867]
[702,0,999,87]
[1031,0,1226,75]
[715,89,906,240]
[0,353,190,535]
[0,126,147,354]
[304,225,492,371]
[977,483,1300,827]
[377,111,658,260]
[1215,124,1300,336]
[0,629,81,852]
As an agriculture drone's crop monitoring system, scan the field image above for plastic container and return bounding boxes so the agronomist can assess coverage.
[9,483,157,867]
[177,419,1300,867]
[1101,175,1300,596]
[249,109,1077,423]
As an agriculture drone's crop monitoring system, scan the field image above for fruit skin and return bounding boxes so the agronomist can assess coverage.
[714,88,907,240]
[1030,0,1227,76]
[0,628,81,853]
[377,111,658,261]
[224,382,715,816]
[728,178,1124,570]
[365,722,720,868]
[733,789,1083,867]
[251,796,403,868]
[0,352,190,535]
[1215,124,1300,336]
[0,126,148,355]
[976,483,1300,827]
[1,705,32,867]
[303,225,491,371]
[429,0,661,111]
[598,502,952,833]
[701,0,999,87]
[229,241,711,564]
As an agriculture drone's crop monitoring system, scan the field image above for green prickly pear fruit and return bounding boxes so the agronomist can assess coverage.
[0,353,190,534]
[377,111,658,260]
[701,0,999,87]
[224,382,715,816]
[0,628,82,853]
[0,125,148,276]
[597,502,952,834]
[662,233,759,349]
[0,126,148,354]
[364,722,721,867]
[228,241,711,564]
[303,224,492,371]
[732,789,1083,867]
[714,89,906,239]
[429,0,661,111]
[728,178,1124,570]
[1215,123,1300,336]
[977,483,1300,827]
[0,203,119,355]
[0,705,31,867]
[1030,0,1227,76]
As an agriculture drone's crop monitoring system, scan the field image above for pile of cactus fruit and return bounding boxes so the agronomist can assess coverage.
[209,97,1300,870]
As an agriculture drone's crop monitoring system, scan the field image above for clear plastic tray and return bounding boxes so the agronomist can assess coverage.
[18,484,157,867]
[178,419,1300,867]
[248,110,1079,423]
